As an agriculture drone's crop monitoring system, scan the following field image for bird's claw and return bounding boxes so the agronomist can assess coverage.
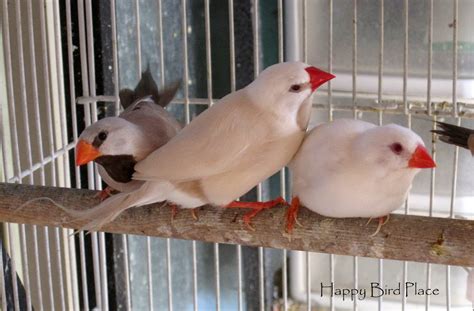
[226,196,288,230]
[285,197,301,234]
[368,215,390,237]
[96,187,115,201]
[191,208,199,221]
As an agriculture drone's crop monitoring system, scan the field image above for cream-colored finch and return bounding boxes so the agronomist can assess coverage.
[287,119,436,235]
[69,61,334,231]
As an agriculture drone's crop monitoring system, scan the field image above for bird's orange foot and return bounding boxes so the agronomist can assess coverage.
[226,196,288,230]
[285,197,301,234]
[367,215,390,237]
[191,208,199,220]
[168,203,179,220]
[96,187,115,201]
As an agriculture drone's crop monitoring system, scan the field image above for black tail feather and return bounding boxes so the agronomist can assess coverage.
[431,121,474,150]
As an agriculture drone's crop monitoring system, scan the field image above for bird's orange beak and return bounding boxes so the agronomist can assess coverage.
[305,66,335,92]
[408,145,436,169]
[75,140,102,166]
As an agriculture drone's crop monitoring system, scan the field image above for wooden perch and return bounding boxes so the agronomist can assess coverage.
[0,182,472,267]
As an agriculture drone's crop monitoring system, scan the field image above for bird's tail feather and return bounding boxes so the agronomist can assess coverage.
[70,182,169,231]
[432,121,473,150]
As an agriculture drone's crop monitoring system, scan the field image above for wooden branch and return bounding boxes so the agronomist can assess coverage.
[0,183,472,267]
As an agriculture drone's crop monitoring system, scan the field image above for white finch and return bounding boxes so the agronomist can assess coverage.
[75,71,181,196]
[287,119,436,234]
[71,61,334,231]
[432,121,474,156]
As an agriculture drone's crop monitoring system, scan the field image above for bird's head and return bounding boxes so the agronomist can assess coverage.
[353,124,436,172]
[75,117,146,166]
[246,61,334,111]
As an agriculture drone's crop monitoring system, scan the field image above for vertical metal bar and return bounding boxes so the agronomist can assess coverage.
[65,0,81,186]
[3,2,29,310]
[252,1,265,309]
[165,238,172,311]
[378,0,384,125]
[14,2,34,307]
[427,0,433,115]
[2,0,21,183]
[66,0,82,304]
[135,0,142,72]
[378,2,384,311]
[39,0,57,187]
[53,227,66,310]
[90,233,102,310]
[19,225,31,311]
[76,4,92,308]
[134,1,152,308]
[302,0,307,62]
[228,0,236,94]
[43,227,55,311]
[452,0,458,117]
[52,0,71,187]
[26,0,46,185]
[214,244,221,311]
[147,238,154,311]
[403,0,408,115]
[327,0,333,121]
[111,0,121,115]
[156,1,173,310]
[228,2,242,310]
[51,1,69,307]
[77,0,94,189]
[203,2,220,309]
[84,0,100,189]
[79,233,89,310]
[306,252,311,311]
[157,0,165,88]
[204,0,213,106]
[352,1,359,310]
[402,1,411,310]
[302,2,312,310]
[31,226,44,310]
[447,2,459,308]
[84,0,106,308]
[192,241,198,311]
[99,233,108,310]
[277,2,288,309]
[181,0,190,125]
[122,235,132,310]
[14,0,34,186]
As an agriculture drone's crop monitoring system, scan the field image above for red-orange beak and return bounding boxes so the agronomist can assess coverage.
[408,145,436,169]
[75,140,102,166]
[305,66,335,92]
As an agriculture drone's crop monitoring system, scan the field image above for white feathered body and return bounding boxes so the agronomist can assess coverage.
[291,119,420,218]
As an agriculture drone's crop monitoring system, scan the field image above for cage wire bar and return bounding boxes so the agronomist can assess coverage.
[1,0,473,310]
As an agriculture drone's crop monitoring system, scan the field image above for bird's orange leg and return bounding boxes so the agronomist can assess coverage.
[95,187,115,201]
[191,208,199,220]
[285,197,301,233]
[168,203,179,220]
[225,196,288,230]
[368,215,390,237]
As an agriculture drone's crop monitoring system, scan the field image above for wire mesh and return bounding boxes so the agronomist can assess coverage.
[0,0,472,310]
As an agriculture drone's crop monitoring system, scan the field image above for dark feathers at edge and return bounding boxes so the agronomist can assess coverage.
[119,65,181,109]
[431,121,474,150]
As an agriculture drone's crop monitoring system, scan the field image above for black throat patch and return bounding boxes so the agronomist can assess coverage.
[95,155,137,183]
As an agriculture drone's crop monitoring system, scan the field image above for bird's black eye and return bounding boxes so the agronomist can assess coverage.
[98,131,108,141]
[289,84,301,92]
[390,142,403,155]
